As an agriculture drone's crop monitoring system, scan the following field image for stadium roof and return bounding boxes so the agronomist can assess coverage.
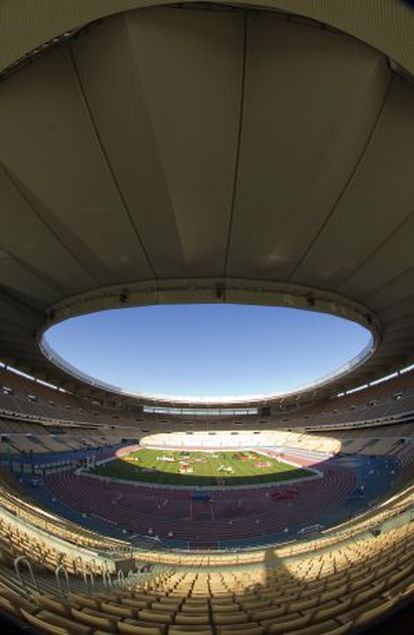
[1,0,414,407]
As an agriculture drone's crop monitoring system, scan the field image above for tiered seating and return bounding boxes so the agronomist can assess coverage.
[0,417,45,433]
[0,366,414,632]
[0,366,130,426]
[140,431,340,454]
[0,470,130,554]
[0,433,410,632]
[274,369,414,430]
[0,432,131,455]
[1,362,414,435]
[0,516,99,576]
[0,517,413,634]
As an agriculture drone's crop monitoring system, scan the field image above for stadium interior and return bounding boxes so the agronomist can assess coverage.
[0,1,414,633]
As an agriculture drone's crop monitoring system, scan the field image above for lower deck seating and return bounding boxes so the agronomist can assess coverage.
[0,517,412,634]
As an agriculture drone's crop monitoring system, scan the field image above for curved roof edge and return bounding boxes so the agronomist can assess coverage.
[39,279,379,407]
[1,1,414,77]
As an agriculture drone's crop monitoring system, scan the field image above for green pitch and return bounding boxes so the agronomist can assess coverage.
[91,448,314,486]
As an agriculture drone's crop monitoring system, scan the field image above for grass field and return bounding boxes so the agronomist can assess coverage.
[91,448,314,486]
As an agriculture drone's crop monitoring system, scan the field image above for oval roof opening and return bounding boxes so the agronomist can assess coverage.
[41,304,373,402]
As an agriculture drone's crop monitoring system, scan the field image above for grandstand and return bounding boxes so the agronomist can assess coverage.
[0,0,413,633]
[0,395,413,633]
[0,418,413,634]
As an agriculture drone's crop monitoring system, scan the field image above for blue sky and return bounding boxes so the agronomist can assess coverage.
[43,304,372,398]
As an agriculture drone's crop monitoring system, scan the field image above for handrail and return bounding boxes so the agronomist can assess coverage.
[102,569,112,588]
[14,555,40,595]
[55,564,71,597]
[83,569,95,594]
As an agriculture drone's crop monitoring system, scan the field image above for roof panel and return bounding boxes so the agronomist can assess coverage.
[295,78,414,297]
[228,16,391,280]
[0,46,154,287]
[0,4,412,405]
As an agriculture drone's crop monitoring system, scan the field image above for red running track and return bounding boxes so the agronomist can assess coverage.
[44,454,356,547]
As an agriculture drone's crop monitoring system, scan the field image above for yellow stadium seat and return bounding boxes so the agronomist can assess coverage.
[286,596,319,612]
[319,585,348,602]
[139,609,173,624]
[68,593,100,609]
[289,620,353,635]
[218,627,264,635]
[33,592,72,617]
[71,607,114,632]
[174,614,210,625]
[266,614,311,633]
[121,598,151,610]
[213,612,249,624]
[211,603,240,613]
[312,598,352,621]
[118,622,164,635]
[180,604,210,613]
[20,608,71,635]
[168,629,214,635]
[0,594,20,618]
[100,601,136,618]
[353,598,396,628]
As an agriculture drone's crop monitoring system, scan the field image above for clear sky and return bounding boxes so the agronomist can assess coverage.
[43,304,372,399]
